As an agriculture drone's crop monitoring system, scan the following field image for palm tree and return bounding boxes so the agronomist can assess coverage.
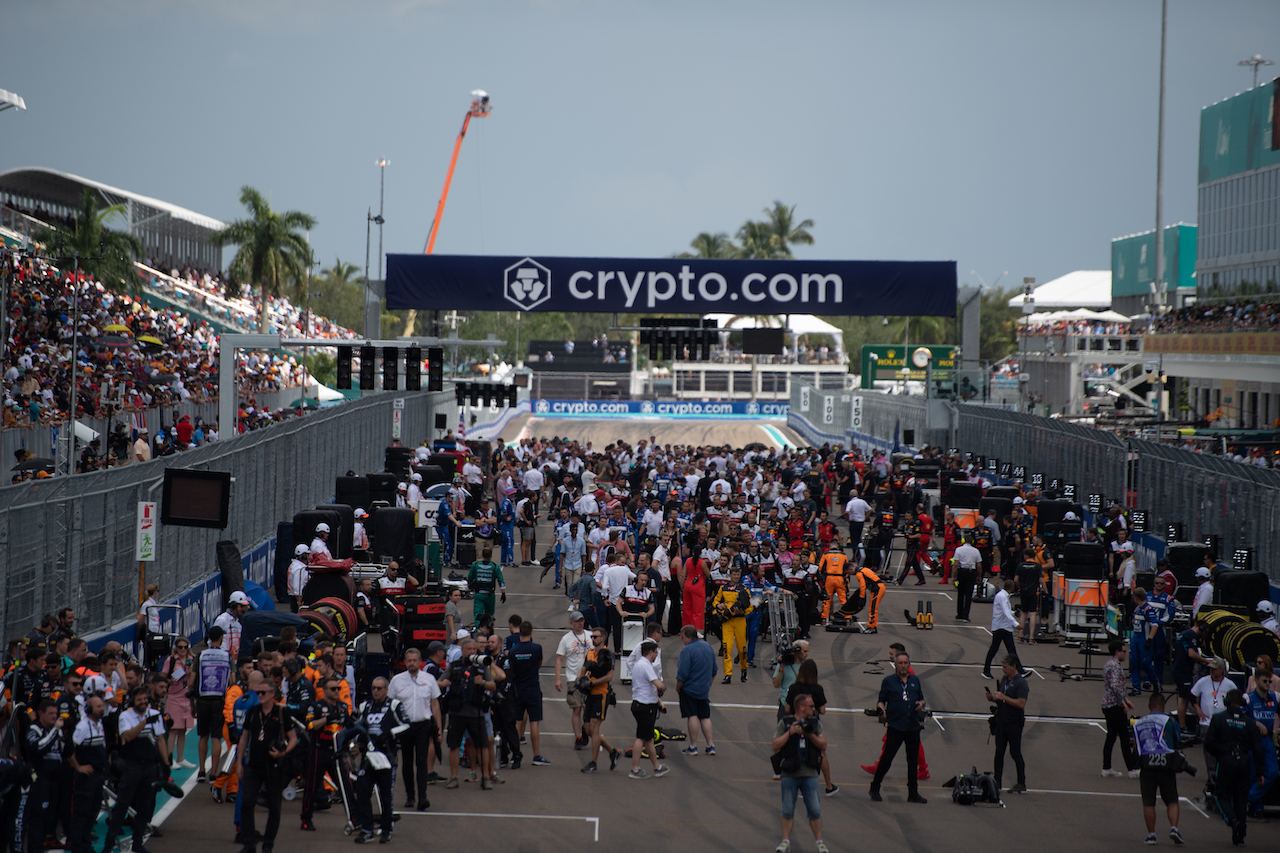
[323,258,364,287]
[761,200,814,257]
[736,220,785,259]
[209,186,317,331]
[33,188,144,292]
[681,231,739,259]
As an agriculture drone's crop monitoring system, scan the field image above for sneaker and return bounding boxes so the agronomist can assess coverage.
[1169,827,1183,845]
[869,787,883,802]
[1144,833,1157,845]
[426,771,443,783]
[581,762,598,773]
[628,768,649,779]
[653,764,670,777]
[705,745,716,756]
[553,583,561,589]
[355,831,377,844]
[680,746,698,756]
[488,774,504,784]
[197,772,206,783]
[378,832,392,844]
[825,784,839,796]
[573,737,585,751]
[907,793,928,804]
[531,755,551,766]
[1009,783,1027,794]
[444,777,459,789]
[510,757,522,770]
[1128,769,1142,779]
[300,820,315,832]
[498,759,508,769]
[741,671,748,682]
[211,785,223,803]
[722,675,732,685]
[480,777,492,791]
[815,842,830,853]
[775,842,791,853]
[1101,769,1123,778]
[609,748,621,771]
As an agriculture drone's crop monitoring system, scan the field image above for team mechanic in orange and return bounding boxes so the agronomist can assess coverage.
[852,559,886,633]
[818,548,850,622]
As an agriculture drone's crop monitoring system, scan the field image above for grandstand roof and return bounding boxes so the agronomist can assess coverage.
[1006,270,1112,310]
[0,166,225,231]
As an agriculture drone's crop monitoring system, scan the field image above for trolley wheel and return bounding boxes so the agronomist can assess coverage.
[344,825,354,836]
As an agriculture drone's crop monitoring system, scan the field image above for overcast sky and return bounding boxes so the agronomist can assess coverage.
[3,0,1277,294]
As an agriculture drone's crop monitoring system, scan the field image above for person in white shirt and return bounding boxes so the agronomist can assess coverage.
[982,580,1022,679]
[554,612,592,747]
[574,490,600,521]
[286,544,311,611]
[1190,657,1230,733]
[137,584,162,634]
[310,522,333,561]
[843,494,872,549]
[407,474,424,507]
[641,501,664,538]
[587,517,611,567]
[523,465,545,504]
[212,591,252,661]
[1259,600,1280,636]
[387,647,443,807]
[353,508,371,551]
[462,458,484,504]
[597,555,637,654]
[627,639,669,779]
[1191,567,1213,617]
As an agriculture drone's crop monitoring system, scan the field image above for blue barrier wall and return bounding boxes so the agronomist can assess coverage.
[534,399,789,418]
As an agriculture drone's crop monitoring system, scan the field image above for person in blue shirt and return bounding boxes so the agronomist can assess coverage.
[675,625,717,756]
[499,487,516,567]
[435,498,454,566]
[868,651,928,804]
[1244,667,1278,817]
[1145,578,1174,687]
[1133,691,1185,845]
[1130,590,1161,695]
[742,563,782,669]
[231,671,264,843]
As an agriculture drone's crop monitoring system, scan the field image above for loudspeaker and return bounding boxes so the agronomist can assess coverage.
[368,473,399,506]
[1212,570,1271,611]
[902,429,915,446]
[434,413,447,430]
[335,476,370,513]
[428,347,443,392]
[405,347,421,391]
[359,346,376,390]
[217,540,245,607]
[373,507,416,566]
[336,346,352,390]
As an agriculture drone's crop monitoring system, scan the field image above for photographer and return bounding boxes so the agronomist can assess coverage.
[984,654,1029,794]
[772,639,810,722]
[236,679,298,853]
[1133,691,1187,845]
[301,675,351,831]
[438,638,496,789]
[869,651,927,804]
[770,693,829,853]
[102,686,171,853]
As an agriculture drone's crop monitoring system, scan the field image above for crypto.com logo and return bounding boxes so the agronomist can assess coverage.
[504,258,552,311]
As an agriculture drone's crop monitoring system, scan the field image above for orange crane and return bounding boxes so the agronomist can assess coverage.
[423,89,491,254]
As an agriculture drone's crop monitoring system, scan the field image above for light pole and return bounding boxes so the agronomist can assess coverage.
[376,159,388,282]
[1239,54,1275,89]
[1153,0,1168,312]
[1020,277,1035,412]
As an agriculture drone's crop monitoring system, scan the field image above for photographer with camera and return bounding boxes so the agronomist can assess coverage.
[438,638,497,789]
[770,693,829,853]
[301,675,352,831]
[984,654,1029,794]
[869,651,928,804]
[1204,688,1266,845]
[102,686,171,853]
[1133,691,1188,845]
[236,677,298,853]
[772,639,810,723]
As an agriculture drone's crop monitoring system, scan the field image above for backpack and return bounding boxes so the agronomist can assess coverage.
[948,767,1002,805]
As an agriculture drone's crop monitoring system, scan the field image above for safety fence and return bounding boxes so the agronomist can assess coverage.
[0,388,452,643]
[789,380,1280,582]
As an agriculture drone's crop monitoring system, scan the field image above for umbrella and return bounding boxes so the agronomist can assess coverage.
[98,335,131,350]
[744,442,768,451]
[12,456,55,471]
[288,397,320,408]
[137,335,164,353]
[103,324,131,334]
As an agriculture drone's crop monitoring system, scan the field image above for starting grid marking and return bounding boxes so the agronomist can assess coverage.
[397,811,601,841]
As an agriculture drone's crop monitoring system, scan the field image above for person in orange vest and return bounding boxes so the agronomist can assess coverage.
[818,549,849,622]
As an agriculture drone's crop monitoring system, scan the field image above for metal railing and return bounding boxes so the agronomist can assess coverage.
[0,388,452,642]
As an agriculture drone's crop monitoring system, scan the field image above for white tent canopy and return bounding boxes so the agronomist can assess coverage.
[704,312,845,358]
[1007,270,1112,310]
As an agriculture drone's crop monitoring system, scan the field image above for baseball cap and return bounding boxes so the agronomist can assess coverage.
[228,591,253,607]
[568,610,585,622]
[1063,511,1078,521]
[294,544,310,556]
[1209,656,1226,670]
[1194,567,1212,579]
[456,628,471,640]
[1258,600,1275,615]
[426,641,446,654]
[316,522,330,533]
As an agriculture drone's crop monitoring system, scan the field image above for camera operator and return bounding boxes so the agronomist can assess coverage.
[984,653,1030,794]
[868,651,927,804]
[102,686,171,853]
[484,632,520,774]
[1133,691,1187,845]
[350,676,411,843]
[770,693,828,853]
[237,679,298,853]
[437,638,496,788]
[387,648,441,811]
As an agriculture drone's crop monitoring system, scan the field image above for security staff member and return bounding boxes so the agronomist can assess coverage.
[23,699,63,853]
[350,677,411,842]
[102,687,170,853]
[387,648,442,811]
[466,546,506,623]
[301,676,350,832]
[953,533,982,622]
[817,549,849,621]
[67,694,107,853]
[711,567,752,684]
[285,545,311,612]
[1204,689,1265,845]
[851,556,885,633]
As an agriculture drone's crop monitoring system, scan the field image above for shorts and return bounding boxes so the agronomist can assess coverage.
[585,692,608,723]
[566,688,586,710]
[780,775,821,820]
[678,693,711,720]
[446,714,487,749]
[483,711,494,740]
[1173,674,1193,701]
[518,525,534,541]
[1020,592,1038,613]
[631,701,660,740]
[1139,768,1178,807]
[515,693,544,724]
[195,697,224,738]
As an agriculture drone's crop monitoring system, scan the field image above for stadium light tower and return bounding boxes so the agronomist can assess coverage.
[0,88,26,113]
[376,159,388,281]
[1239,54,1274,89]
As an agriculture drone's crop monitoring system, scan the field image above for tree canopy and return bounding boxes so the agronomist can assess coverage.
[34,188,144,293]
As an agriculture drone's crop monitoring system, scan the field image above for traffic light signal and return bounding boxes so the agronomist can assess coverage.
[382,346,399,390]
[359,346,376,390]
[427,347,444,392]
[336,346,352,390]
[454,383,466,406]
[404,347,421,390]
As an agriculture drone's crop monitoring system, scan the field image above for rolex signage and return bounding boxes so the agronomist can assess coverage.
[860,344,957,388]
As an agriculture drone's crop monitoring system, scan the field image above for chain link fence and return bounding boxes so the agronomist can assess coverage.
[0,389,452,642]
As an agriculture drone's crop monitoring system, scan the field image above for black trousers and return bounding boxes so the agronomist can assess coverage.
[608,607,624,653]
[24,767,58,853]
[494,710,522,764]
[665,579,683,635]
[984,629,1017,674]
[870,727,921,793]
[353,764,394,834]
[1213,758,1253,831]
[301,745,335,820]
[993,722,1026,788]
[956,569,977,619]
[651,584,667,633]
[67,769,104,853]
[1102,704,1137,771]
[103,762,157,853]
[399,719,436,800]
[240,763,286,847]
[848,521,864,550]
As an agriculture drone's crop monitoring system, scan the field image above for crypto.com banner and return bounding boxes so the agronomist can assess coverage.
[386,254,956,316]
